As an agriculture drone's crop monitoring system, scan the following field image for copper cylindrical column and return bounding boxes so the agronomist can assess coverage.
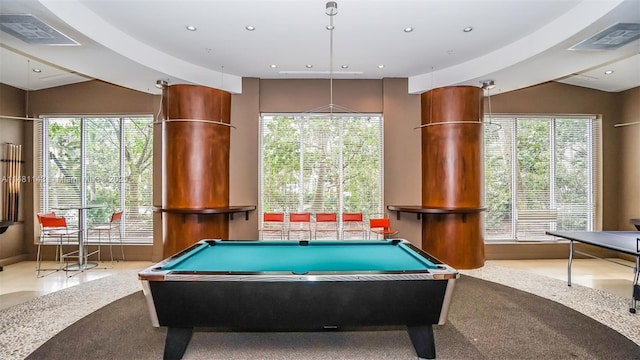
[161,84,231,257]
[421,86,485,269]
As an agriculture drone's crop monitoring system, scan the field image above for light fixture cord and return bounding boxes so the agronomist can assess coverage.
[486,87,493,125]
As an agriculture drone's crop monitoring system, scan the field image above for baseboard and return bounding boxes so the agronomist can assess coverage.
[0,254,29,267]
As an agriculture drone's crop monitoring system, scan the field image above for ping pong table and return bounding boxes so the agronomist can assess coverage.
[546,231,640,313]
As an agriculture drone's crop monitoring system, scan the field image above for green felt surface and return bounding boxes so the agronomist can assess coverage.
[161,240,438,273]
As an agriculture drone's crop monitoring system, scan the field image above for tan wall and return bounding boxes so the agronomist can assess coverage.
[1,79,637,264]
[0,84,27,265]
[618,87,640,230]
[255,78,423,247]
[229,78,260,242]
[488,81,621,231]
[21,80,162,261]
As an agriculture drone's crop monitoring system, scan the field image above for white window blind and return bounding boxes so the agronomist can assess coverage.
[484,116,601,241]
[260,113,383,228]
[38,116,153,244]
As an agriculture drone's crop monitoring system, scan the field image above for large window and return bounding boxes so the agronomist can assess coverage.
[260,113,383,221]
[38,116,153,244]
[484,116,601,241]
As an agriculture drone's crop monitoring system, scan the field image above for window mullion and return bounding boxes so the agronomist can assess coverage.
[511,118,518,240]
[120,117,126,234]
[550,118,556,231]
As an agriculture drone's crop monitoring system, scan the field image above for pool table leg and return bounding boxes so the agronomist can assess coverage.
[164,327,193,360]
[407,325,436,359]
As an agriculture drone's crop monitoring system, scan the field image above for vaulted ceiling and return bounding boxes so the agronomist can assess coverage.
[1,0,638,95]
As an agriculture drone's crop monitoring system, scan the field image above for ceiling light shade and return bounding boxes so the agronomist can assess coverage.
[325,1,338,16]
[155,79,168,89]
[481,80,495,90]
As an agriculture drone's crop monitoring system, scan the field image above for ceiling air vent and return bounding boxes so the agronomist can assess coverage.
[0,14,78,45]
[570,22,640,51]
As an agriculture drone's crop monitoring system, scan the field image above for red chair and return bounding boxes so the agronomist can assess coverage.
[288,212,312,240]
[88,210,124,263]
[36,214,80,277]
[260,212,285,240]
[369,216,399,240]
[341,212,366,240]
[314,212,338,240]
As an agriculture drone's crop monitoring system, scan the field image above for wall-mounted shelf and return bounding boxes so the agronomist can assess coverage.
[387,205,486,221]
[153,206,256,221]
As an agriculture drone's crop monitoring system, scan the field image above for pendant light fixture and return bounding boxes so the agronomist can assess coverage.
[481,80,501,130]
[305,1,358,117]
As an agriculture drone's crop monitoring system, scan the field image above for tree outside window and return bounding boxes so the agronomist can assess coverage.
[260,114,383,224]
[41,116,153,243]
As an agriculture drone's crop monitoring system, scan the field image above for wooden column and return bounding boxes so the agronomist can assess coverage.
[421,86,485,269]
[161,84,231,257]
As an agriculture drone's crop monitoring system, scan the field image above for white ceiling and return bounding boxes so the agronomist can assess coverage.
[0,0,638,96]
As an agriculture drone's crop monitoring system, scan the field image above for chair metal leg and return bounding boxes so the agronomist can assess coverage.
[36,236,64,278]
[97,230,102,262]
[118,226,125,261]
[108,229,114,263]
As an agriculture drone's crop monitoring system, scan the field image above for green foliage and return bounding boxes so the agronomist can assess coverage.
[261,114,382,216]
[45,117,153,235]
[484,117,597,240]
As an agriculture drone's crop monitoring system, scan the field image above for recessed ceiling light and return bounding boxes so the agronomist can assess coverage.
[270,64,277,68]
[604,70,614,75]
[32,68,42,73]
[463,26,473,32]
[404,27,414,33]
[306,64,313,68]
[378,65,385,69]
[341,65,349,69]
[245,25,255,31]
[186,25,197,31]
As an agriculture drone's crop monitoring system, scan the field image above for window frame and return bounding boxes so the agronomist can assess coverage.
[36,115,154,244]
[483,114,601,242]
[258,112,385,233]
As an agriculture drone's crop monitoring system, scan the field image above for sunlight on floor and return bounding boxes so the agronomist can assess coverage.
[0,261,152,310]
[491,258,636,299]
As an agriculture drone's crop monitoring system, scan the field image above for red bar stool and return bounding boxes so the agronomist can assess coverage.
[260,212,285,240]
[314,212,338,240]
[369,216,399,240]
[288,212,312,240]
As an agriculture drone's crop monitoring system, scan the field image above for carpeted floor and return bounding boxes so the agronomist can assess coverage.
[25,275,640,360]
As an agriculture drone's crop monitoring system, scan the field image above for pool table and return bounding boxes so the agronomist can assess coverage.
[138,239,459,359]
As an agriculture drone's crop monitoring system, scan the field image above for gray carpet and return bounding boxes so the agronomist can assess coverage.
[26,276,640,359]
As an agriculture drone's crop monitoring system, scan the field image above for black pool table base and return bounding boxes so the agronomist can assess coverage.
[162,325,437,360]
